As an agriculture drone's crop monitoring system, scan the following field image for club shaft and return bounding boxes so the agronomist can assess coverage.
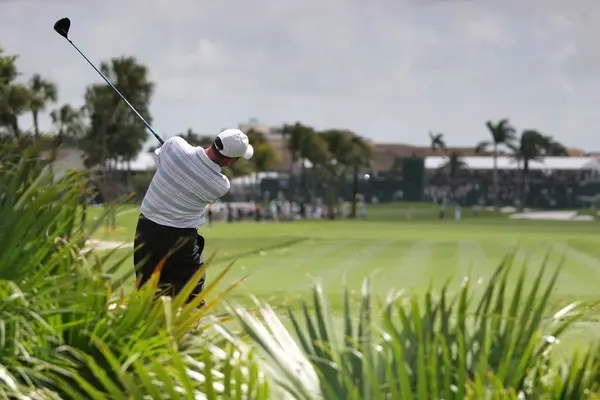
[66,39,164,145]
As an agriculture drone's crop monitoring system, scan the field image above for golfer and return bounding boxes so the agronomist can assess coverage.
[134,128,253,304]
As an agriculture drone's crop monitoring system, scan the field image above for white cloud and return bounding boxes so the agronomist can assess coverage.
[1,0,599,148]
[462,16,510,46]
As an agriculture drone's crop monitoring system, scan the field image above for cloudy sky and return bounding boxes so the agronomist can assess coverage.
[1,0,599,149]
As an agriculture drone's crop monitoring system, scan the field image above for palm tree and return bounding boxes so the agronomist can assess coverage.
[476,119,517,209]
[540,135,568,156]
[298,131,324,200]
[82,56,153,170]
[282,122,316,199]
[509,130,546,211]
[346,135,372,218]
[320,129,356,219]
[0,46,19,85]
[101,57,153,169]
[281,123,299,170]
[50,104,84,147]
[28,74,57,138]
[247,129,279,172]
[245,129,279,201]
[429,132,446,153]
[474,142,491,155]
[0,47,28,139]
[440,152,467,194]
[0,83,30,139]
[82,56,154,230]
[305,132,329,204]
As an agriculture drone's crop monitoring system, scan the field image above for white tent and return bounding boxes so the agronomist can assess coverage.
[230,171,282,186]
[425,156,600,171]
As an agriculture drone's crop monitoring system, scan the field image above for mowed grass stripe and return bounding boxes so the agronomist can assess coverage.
[456,240,492,295]
[471,239,513,274]
[457,240,478,281]
[350,240,417,295]
[562,243,600,276]
[567,239,600,259]
[546,242,600,298]
[479,240,599,300]
[206,236,308,263]
[285,240,393,291]
[218,240,359,291]
[513,242,566,290]
[341,241,403,289]
[372,240,435,296]
[503,242,598,298]
[418,240,459,290]
[248,239,364,286]
[478,239,517,272]
[480,239,517,262]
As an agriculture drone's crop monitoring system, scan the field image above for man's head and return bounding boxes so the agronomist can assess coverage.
[206,129,254,167]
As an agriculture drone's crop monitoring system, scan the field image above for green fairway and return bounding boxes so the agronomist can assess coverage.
[84,203,600,354]
[88,204,599,303]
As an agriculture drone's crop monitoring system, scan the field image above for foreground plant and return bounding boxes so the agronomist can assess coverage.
[0,142,270,399]
[222,256,600,399]
[2,142,600,399]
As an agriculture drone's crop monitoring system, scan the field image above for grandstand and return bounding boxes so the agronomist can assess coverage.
[424,156,600,172]
[424,156,600,209]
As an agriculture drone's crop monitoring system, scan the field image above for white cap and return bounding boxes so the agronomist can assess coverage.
[215,129,254,160]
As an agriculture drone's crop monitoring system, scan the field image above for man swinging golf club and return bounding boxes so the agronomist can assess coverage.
[51,19,252,303]
[134,129,253,304]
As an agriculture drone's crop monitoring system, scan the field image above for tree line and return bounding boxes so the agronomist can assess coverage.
[2,45,576,213]
[0,47,371,172]
[1,47,151,168]
[0,46,373,216]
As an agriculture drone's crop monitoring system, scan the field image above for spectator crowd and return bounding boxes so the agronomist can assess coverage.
[205,197,368,225]
[425,169,595,209]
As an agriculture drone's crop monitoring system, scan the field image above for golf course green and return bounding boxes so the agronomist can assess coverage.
[90,204,600,314]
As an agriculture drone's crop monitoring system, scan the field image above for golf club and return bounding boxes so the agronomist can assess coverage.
[53,17,164,145]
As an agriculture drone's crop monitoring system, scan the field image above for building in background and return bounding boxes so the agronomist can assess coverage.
[236,119,599,177]
[237,118,292,171]
[237,118,271,137]
[370,143,480,174]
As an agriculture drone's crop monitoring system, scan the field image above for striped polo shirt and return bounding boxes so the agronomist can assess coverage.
[140,136,230,228]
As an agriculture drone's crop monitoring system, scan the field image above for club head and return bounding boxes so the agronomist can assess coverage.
[53,18,71,39]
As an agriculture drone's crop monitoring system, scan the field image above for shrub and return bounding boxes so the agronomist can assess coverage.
[1,142,600,399]
[0,142,266,399]
[222,258,600,399]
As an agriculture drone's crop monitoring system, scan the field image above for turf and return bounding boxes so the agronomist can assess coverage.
[86,203,600,351]
[87,204,600,306]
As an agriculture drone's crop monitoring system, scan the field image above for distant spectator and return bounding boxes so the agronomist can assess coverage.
[207,204,213,226]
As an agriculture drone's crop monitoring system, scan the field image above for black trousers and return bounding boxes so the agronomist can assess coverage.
[134,214,206,303]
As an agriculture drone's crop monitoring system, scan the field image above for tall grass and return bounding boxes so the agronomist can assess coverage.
[0,142,265,399]
[0,142,599,399]
[221,263,600,399]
